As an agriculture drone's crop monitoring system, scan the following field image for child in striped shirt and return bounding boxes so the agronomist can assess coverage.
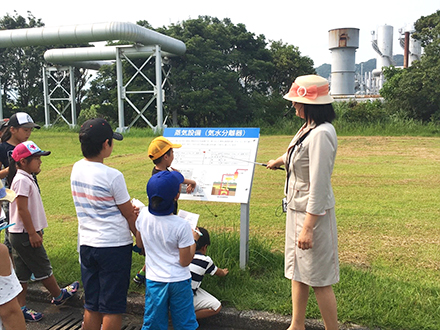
[189,227,228,319]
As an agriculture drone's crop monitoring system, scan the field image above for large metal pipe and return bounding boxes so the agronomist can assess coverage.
[404,31,410,68]
[44,45,175,64]
[0,21,186,55]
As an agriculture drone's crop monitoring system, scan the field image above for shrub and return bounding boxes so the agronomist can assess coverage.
[334,100,388,124]
[77,104,116,126]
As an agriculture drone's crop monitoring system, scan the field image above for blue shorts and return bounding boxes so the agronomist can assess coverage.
[80,244,132,314]
[142,279,198,330]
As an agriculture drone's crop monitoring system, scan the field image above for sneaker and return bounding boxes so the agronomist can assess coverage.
[22,306,43,322]
[133,272,145,285]
[51,281,79,306]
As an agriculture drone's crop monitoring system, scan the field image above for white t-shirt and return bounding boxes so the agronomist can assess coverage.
[0,259,22,330]
[136,208,194,282]
[71,159,132,247]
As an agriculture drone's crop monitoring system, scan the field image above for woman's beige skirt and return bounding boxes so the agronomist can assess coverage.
[284,208,339,287]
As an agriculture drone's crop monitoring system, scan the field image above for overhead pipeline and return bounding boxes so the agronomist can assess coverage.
[0,21,186,55]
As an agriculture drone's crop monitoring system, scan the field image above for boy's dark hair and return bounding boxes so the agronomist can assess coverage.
[196,227,210,251]
[79,118,122,158]
[152,148,172,165]
[150,196,164,210]
[303,103,336,126]
[79,132,113,158]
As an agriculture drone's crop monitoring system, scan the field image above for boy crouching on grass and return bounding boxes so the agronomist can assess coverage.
[190,227,229,319]
[71,118,137,330]
[135,171,199,330]
[8,141,79,322]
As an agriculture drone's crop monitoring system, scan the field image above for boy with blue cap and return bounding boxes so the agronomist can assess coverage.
[135,171,199,330]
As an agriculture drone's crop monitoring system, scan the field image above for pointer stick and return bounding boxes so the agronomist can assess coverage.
[222,156,285,170]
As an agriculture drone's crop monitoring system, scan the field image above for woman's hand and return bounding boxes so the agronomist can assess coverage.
[266,156,284,170]
[298,227,313,250]
[298,212,319,250]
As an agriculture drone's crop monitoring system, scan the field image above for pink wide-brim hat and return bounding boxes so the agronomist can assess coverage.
[283,75,334,105]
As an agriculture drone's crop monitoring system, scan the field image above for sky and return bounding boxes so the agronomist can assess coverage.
[2,0,439,67]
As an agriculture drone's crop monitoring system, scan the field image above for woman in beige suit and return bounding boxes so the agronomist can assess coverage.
[267,75,339,330]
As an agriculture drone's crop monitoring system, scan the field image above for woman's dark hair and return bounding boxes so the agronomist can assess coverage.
[7,156,33,187]
[79,133,113,158]
[153,148,172,165]
[303,103,336,126]
[196,227,210,251]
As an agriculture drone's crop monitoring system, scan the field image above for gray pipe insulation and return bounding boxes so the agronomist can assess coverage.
[44,45,176,64]
[0,21,186,55]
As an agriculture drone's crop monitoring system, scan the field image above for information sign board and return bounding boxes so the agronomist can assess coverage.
[163,127,260,204]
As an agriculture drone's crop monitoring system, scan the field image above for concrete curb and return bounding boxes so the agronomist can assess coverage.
[27,282,368,330]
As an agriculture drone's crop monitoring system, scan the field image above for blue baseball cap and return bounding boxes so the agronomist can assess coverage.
[147,171,184,216]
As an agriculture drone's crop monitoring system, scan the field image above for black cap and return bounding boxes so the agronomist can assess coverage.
[79,118,123,144]
[8,112,40,129]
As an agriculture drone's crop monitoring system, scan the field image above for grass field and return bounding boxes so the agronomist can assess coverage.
[3,129,440,330]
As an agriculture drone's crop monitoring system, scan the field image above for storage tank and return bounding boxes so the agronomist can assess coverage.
[409,37,422,65]
[329,28,360,95]
[372,24,394,71]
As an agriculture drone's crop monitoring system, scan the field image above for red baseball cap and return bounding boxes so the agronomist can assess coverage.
[12,141,51,161]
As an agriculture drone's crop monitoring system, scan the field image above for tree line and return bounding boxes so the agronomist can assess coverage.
[1,11,439,128]
[0,13,314,127]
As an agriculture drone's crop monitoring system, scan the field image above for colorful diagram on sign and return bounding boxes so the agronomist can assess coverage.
[211,169,247,196]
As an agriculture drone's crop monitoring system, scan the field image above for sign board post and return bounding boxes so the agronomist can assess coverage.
[240,203,250,268]
[164,127,260,269]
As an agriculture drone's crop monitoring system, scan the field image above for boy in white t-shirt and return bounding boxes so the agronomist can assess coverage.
[135,171,199,330]
[71,118,137,330]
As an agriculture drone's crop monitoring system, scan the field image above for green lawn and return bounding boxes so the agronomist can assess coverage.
[3,130,440,330]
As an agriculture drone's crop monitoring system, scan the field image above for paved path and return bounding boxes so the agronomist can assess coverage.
[24,301,248,330]
[25,283,367,330]
[24,301,141,329]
